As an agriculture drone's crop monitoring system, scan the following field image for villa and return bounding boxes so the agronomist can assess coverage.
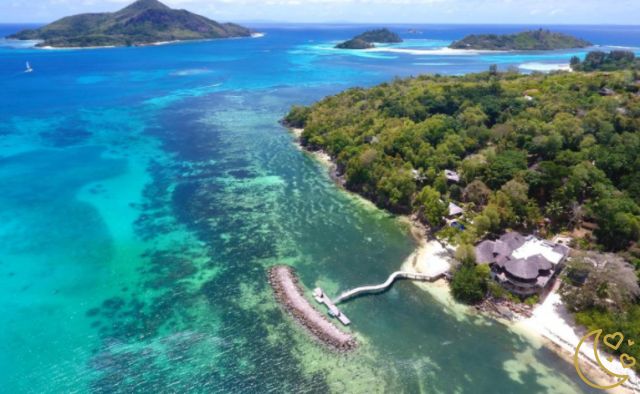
[444,170,461,183]
[475,232,570,296]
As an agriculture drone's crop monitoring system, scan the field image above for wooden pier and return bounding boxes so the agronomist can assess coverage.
[313,288,351,326]
[312,270,444,325]
[332,271,440,304]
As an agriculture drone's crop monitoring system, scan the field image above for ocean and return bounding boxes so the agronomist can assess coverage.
[1,23,638,394]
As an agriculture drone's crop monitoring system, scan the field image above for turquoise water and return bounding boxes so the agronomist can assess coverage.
[1,23,638,393]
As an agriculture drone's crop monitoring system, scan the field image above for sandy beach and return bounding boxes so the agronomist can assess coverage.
[513,282,640,393]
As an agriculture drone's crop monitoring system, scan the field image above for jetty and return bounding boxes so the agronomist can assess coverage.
[333,271,440,304]
[267,265,357,351]
[313,288,351,325]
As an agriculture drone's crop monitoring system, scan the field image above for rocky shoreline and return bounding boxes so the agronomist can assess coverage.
[267,265,357,351]
[475,296,535,320]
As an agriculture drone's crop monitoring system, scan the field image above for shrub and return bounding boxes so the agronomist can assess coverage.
[524,295,540,306]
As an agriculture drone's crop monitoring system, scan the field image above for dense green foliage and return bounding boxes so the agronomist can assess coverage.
[571,50,640,72]
[335,28,402,50]
[285,67,640,253]
[6,0,253,48]
[561,252,640,371]
[451,245,488,303]
[449,29,592,51]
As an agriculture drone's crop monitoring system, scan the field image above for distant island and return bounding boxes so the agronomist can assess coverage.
[335,28,402,50]
[6,0,254,48]
[449,29,592,51]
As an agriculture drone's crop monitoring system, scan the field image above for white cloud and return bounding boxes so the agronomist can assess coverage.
[529,9,540,15]
[550,8,563,15]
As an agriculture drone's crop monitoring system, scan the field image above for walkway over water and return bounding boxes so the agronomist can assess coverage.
[332,271,441,304]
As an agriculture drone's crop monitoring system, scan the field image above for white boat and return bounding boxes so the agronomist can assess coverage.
[25,62,33,73]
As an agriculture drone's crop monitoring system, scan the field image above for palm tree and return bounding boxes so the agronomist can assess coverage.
[545,201,564,222]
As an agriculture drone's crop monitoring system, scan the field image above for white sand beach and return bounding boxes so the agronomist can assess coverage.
[513,282,640,393]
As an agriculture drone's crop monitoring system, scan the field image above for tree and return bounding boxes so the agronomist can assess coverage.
[377,168,417,210]
[561,252,640,312]
[570,55,581,70]
[553,113,584,149]
[473,214,492,238]
[501,179,529,209]
[433,172,449,195]
[590,197,640,251]
[545,200,564,222]
[415,186,448,227]
[455,244,477,265]
[451,246,487,304]
[483,150,528,189]
[464,180,491,206]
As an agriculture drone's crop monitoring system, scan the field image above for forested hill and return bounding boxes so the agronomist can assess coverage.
[449,29,592,51]
[335,28,403,49]
[285,63,640,254]
[7,0,254,48]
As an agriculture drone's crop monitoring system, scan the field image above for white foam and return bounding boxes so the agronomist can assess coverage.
[365,47,499,56]
[519,62,571,71]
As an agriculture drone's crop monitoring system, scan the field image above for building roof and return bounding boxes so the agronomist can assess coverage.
[444,170,461,182]
[367,136,380,144]
[504,258,540,280]
[474,232,570,282]
[476,240,495,264]
[493,240,513,256]
[501,232,527,251]
[448,202,464,216]
[599,88,617,96]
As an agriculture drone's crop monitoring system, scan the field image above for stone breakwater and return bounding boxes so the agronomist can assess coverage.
[267,265,357,351]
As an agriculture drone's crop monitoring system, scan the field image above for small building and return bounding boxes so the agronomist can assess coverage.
[367,135,380,144]
[598,88,618,96]
[448,202,464,218]
[444,170,461,183]
[475,232,570,297]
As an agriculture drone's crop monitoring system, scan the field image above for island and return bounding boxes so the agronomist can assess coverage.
[6,0,254,48]
[284,52,640,378]
[335,28,402,50]
[449,29,592,51]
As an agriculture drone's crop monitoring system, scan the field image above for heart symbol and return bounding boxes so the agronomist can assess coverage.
[607,356,614,362]
[621,354,636,369]
[604,332,624,350]
[629,340,635,347]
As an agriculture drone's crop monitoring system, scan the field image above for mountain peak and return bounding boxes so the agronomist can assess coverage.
[121,0,171,13]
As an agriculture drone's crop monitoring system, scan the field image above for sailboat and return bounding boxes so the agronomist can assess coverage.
[25,62,33,73]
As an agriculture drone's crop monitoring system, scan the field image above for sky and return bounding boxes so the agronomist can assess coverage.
[1,0,639,25]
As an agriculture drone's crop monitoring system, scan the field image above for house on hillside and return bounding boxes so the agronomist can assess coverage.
[448,202,464,218]
[444,170,461,183]
[475,232,570,296]
[598,88,618,96]
[367,135,380,144]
